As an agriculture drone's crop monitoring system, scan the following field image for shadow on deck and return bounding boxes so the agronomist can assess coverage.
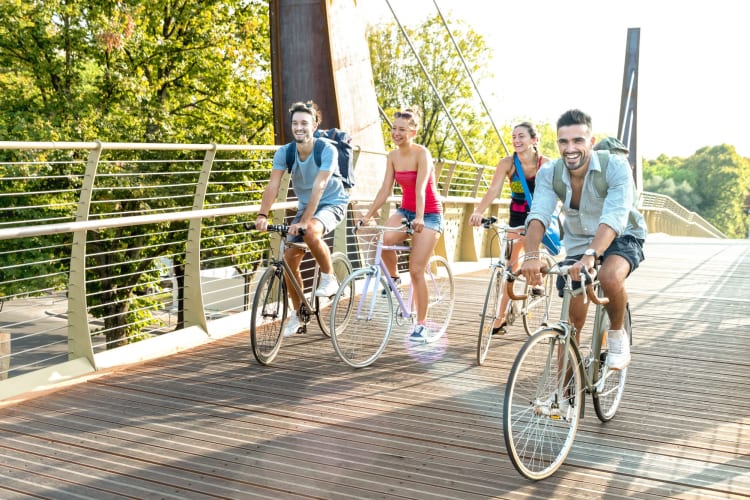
[1,234,749,498]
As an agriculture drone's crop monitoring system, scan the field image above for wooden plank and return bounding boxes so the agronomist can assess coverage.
[0,235,748,499]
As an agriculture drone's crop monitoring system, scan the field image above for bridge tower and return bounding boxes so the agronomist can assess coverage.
[269,0,386,197]
[618,28,642,191]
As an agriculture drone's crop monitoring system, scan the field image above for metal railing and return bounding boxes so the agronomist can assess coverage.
[0,140,723,401]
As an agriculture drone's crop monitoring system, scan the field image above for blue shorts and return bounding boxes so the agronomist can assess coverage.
[556,235,645,296]
[397,208,444,234]
[288,204,346,243]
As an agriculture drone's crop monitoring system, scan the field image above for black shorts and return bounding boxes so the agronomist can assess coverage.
[556,235,645,296]
[508,207,528,227]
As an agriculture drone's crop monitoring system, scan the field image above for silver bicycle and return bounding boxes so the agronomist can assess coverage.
[502,261,632,480]
[477,216,556,365]
[247,223,353,365]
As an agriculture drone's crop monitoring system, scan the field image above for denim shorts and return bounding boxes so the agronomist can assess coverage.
[556,235,645,296]
[288,203,346,243]
[397,208,444,233]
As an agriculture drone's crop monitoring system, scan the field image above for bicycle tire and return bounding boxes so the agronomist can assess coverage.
[522,252,557,335]
[424,255,454,340]
[250,266,287,365]
[330,268,394,368]
[315,252,353,337]
[504,328,584,480]
[593,302,631,422]
[477,266,504,365]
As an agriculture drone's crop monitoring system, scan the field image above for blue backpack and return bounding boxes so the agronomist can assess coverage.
[284,128,355,189]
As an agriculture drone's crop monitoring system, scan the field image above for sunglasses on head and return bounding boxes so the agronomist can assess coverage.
[394,111,413,119]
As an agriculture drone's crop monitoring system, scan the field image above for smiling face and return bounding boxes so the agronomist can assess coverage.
[512,125,538,154]
[390,117,416,146]
[556,123,596,171]
[290,110,317,144]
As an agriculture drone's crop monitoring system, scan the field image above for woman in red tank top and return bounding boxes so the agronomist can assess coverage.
[360,107,444,343]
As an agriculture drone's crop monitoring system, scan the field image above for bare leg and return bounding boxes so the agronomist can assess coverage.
[283,246,306,312]
[494,232,524,329]
[598,254,631,330]
[381,212,409,278]
[302,218,333,274]
[408,228,440,323]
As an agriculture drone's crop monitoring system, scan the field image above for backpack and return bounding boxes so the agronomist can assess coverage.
[552,150,611,201]
[284,128,355,189]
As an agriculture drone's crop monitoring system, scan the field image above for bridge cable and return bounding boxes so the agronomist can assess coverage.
[384,0,478,165]
[432,0,510,157]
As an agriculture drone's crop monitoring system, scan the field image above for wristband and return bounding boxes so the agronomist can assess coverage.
[257,213,267,219]
[523,255,539,261]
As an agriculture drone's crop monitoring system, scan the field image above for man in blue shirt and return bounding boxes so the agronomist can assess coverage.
[255,100,349,336]
[520,109,646,370]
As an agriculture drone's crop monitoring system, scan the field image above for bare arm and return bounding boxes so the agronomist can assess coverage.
[255,168,285,231]
[470,156,512,226]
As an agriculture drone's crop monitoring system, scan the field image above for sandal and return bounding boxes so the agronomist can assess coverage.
[492,321,507,335]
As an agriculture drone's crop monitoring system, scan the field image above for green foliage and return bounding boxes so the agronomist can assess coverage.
[644,145,750,238]
[0,0,274,346]
[368,14,499,166]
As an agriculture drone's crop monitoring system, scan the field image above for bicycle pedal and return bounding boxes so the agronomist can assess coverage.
[296,324,307,335]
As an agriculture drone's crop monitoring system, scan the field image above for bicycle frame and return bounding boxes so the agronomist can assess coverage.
[356,226,414,321]
[509,266,613,396]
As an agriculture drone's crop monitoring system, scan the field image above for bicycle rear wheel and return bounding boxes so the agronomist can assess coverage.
[316,252,353,337]
[424,255,454,340]
[477,265,504,365]
[522,252,556,335]
[593,302,631,422]
[330,268,393,368]
[504,328,583,480]
[250,266,287,365]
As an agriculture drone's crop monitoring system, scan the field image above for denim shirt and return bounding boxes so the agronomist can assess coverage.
[272,139,349,210]
[526,152,647,256]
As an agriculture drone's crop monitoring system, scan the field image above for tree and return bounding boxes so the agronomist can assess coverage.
[0,0,273,347]
[367,14,499,166]
[644,145,750,238]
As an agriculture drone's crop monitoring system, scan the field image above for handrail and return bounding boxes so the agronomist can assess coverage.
[0,140,725,402]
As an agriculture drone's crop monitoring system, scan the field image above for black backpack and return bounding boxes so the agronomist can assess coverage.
[284,128,355,189]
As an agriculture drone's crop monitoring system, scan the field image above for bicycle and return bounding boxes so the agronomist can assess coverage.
[329,220,455,368]
[476,216,556,365]
[247,222,353,365]
[502,261,632,480]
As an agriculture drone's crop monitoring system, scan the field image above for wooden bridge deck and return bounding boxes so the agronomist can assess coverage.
[1,235,749,499]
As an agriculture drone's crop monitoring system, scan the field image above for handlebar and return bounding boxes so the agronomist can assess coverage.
[480,217,525,235]
[354,218,413,235]
[505,265,609,305]
[244,222,305,236]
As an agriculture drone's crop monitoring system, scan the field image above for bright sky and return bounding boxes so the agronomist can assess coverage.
[358,0,750,160]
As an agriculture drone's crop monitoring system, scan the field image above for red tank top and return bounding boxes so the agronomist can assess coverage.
[394,170,442,214]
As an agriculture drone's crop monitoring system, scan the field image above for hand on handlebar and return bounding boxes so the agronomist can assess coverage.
[520,257,545,287]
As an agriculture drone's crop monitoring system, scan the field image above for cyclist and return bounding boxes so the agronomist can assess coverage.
[359,107,444,343]
[469,122,552,335]
[255,100,349,337]
[519,109,647,370]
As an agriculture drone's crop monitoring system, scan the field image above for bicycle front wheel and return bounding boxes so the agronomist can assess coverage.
[504,328,584,480]
[316,252,353,337]
[522,252,557,335]
[330,268,394,368]
[477,265,504,365]
[250,266,287,365]
[424,255,454,339]
[593,302,631,422]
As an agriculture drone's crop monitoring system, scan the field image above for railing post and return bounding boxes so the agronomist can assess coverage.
[68,144,101,366]
[184,146,217,331]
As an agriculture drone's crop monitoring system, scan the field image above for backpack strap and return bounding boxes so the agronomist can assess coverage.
[552,150,609,200]
[285,140,324,173]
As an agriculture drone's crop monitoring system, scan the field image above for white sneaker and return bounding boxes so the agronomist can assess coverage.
[534,392,573,419]
[315,272,339,297]
[284,311,302,337]
[605,328,631,370]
